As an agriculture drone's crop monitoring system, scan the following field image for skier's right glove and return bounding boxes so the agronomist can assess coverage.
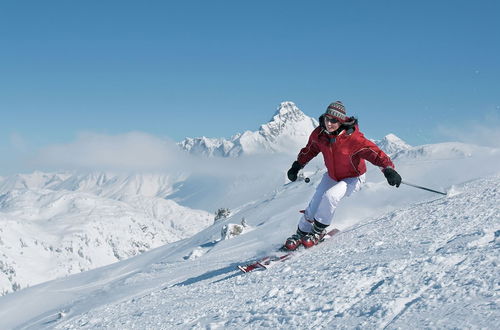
[287,161,303,182]
[383,167,402,188]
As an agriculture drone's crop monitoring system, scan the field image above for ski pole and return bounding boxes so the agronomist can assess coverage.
[402,181,447,195]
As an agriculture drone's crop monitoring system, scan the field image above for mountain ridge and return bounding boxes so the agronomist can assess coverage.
[179,101,416,158]
[179,101,318,157]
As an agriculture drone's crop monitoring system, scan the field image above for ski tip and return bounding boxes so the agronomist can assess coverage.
[238,261,268,273]
[320,228,340,241]
[237,265,248,273]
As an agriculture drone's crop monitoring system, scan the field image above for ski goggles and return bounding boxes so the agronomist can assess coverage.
[324,116,340,124]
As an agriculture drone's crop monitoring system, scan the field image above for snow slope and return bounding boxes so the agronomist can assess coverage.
[1,130,498,298]
[0,149,498,328]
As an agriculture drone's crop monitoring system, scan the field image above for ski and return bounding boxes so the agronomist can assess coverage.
[237,228,340,273]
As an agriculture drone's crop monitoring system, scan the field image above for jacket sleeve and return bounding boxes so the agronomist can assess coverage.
[353,136,395,170]
[297,128,321,166]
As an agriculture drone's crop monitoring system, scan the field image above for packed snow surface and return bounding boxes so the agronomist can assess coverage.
[0,171,498,328]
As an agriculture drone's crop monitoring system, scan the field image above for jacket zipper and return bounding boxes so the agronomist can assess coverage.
[330,137,336,180]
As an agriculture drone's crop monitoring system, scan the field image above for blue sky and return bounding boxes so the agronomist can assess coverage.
[1,0,499,174]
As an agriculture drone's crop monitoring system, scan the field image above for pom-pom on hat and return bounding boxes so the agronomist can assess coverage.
[325,101,348,122]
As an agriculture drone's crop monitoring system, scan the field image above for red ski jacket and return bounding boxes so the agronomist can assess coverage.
[297,121,394,181]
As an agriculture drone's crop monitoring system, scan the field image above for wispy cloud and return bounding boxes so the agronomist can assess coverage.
[31,131,189,172]
[9,132,29,153]
[436,109,500,148]
[29,131,293,177]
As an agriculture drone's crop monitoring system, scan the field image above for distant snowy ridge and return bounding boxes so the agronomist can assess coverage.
[0,171,212,296]
[179,101,318,157]
[0,171,188,199]
[391,141,498,160]
[180,101,415,158]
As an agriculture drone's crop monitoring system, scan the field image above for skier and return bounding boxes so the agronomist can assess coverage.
[284,101,402,250]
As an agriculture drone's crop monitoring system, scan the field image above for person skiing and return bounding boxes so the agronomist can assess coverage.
[284,101,402,250]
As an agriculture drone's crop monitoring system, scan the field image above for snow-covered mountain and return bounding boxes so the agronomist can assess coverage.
[0,171,187,199]
[179,101,318,157]
[0,143,498,328]
[2,103,498,298]
[391,141,495,161]
[179,101,415,158]
[0,172,212,296]
[373,133,412,155]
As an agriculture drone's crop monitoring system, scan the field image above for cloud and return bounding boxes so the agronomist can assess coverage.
[29,131,295,177]
[9,132,29,153]
[31,131,190,172]
[436,109,500,148]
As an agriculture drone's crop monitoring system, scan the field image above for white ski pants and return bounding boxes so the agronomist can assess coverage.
[298,173,365,232]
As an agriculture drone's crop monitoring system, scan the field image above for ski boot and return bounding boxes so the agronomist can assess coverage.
[283,228,307,251]
[301,231,326,248]
[301,220,328,248]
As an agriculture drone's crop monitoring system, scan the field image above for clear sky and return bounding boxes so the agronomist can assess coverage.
[1,0,499,174]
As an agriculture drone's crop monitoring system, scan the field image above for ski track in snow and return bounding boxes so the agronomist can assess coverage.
[27,176,498,330]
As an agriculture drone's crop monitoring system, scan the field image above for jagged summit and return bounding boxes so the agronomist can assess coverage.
[374,133,412,155]
[259,101,309,141]
[179,102,318,157]
[268,101,306,125]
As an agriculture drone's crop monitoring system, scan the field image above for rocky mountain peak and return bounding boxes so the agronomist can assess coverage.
[179,102,317,157]
[272,101,304,122]
[375,134,412,155]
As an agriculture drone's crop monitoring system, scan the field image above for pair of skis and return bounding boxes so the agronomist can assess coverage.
[237,228,340,273]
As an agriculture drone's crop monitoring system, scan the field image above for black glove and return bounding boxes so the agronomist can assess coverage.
[383,167,402,187]
[287,161,303,182]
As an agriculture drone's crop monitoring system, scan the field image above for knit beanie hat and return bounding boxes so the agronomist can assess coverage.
[325,101,348,122]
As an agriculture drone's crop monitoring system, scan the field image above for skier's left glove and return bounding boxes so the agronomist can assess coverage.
[287,161,303,182]
[383,167,402,187]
